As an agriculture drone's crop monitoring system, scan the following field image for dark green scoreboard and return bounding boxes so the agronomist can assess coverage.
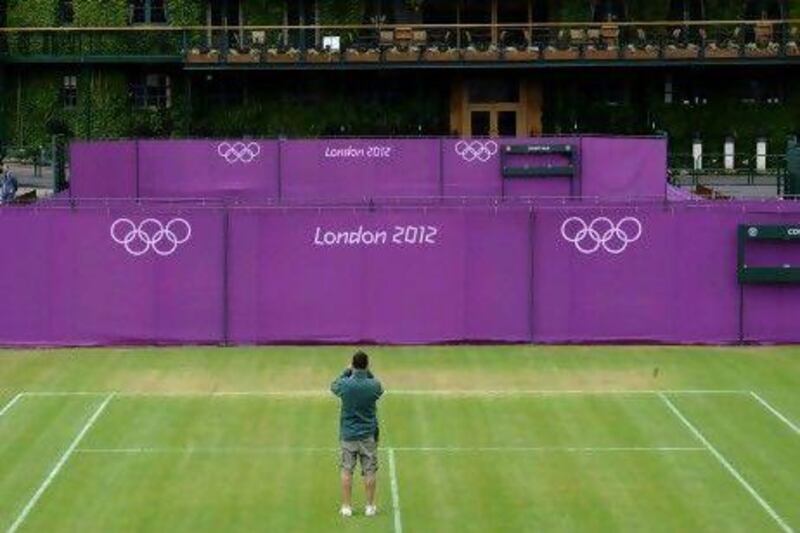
[738,225,800,284]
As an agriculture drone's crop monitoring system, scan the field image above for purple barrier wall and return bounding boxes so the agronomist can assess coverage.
[69,136,667,201]
[0,208,225,345]
[2,200,799,346]
[580,137,667,198]
[70,141,137,198]
[228,209,531,343]
[138,140,280,199]
[280,139,441,201]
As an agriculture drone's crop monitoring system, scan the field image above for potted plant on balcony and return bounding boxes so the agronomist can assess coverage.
[266,46,300,63]
[503,45,539,61]
[307,47,341,63]
[344,46,381,62]
[186,46,220,63]
[584,44,618,60]
[543,46,580,60]
[463,44,500,61]
[744,41,779,58]
[664,43,699,59]
[385,45,421,62]
[704,41,740,59]
[423,45,460,61]
[623,44,659,60]
[227,47,261,64]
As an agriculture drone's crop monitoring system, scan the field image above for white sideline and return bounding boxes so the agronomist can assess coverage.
[19,389,751,398]
[0,393,22,418]
[7,394,114,533]
[74,446,705,455]
[750,392,800,436]
[388,448,403,533]
[659,394,793,533]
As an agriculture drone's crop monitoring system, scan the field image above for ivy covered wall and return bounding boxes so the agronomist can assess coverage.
[2,0,798,154]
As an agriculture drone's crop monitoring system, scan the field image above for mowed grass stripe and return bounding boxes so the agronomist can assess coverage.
[395,450,780,533]
[17,451,395,533]
[0,396,109,531]
[79,395,699,451]
[668,394,800,531]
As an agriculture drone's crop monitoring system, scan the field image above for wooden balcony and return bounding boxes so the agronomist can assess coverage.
[1,20,799,68]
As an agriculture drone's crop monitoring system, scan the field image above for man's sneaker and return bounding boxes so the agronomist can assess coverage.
[365,505,377,517]
[339,506,353,517]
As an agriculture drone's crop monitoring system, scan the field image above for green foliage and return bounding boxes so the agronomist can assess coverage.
[549,0,590,22]
[626,0,670,21]
[74,0,127,26]
[244,0,285,25]
[6,0,58,26]
[704,0,742,20]
[318,0,366,24]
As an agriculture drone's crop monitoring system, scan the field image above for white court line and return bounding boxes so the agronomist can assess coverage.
[388,448,403,533]
[7,394,114,533]
[19,389,750,398]
[659,393,793,533]
[750,392,800,436]
[75,446,705,455]
[0,393,22,418]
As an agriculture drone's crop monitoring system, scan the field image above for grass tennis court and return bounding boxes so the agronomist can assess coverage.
[0,346,798,532]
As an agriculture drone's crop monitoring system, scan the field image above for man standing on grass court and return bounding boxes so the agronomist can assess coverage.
[331,351,384,518]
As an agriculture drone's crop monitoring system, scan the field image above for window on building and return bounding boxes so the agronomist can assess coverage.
[131,73,171,109]
[61,75,78,109]
[130,0,167,24]
[668,77,709,106]
[740,79,783,105]
[59,0,75,25]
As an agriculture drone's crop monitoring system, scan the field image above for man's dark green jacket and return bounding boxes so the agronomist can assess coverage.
[331,369,384,441]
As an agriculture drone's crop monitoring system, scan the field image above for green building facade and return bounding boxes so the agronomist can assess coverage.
[1,0,799,159]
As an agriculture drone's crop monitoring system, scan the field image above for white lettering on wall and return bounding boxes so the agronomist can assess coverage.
[323,146,393,159]
[314,226,439,247]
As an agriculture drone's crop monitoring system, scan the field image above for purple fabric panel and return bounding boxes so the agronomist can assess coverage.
[70,141,137,198]
[504,177,572,198]
[580,138,667,199]
[671,209,741,343]
[281,139,440,201]
[138,140,279,199]
[227,208,530,343]
[0,208,224,345]
[532,207,677,342]
[442,138,581,198]
[442,139,502,197]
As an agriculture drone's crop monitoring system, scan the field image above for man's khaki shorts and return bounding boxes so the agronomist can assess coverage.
[340,437,379,476]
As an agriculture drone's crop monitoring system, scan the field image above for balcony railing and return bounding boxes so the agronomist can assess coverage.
[2,20,800,65]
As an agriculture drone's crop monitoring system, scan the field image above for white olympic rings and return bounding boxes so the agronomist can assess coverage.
[455,140,498,163]
[217,142,261,164]
[110,218,192,257]
[560,217,643,255]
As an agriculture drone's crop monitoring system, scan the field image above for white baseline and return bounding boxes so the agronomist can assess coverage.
[7,394,114,533]
[659,393,793,533]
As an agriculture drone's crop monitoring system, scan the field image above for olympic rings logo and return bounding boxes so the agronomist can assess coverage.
[217,142,261,164]
[455,140,498,163]
[110,218,192,257]
[560,217,643,255]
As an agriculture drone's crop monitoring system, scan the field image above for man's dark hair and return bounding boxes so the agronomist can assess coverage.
[352,351,369,369]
